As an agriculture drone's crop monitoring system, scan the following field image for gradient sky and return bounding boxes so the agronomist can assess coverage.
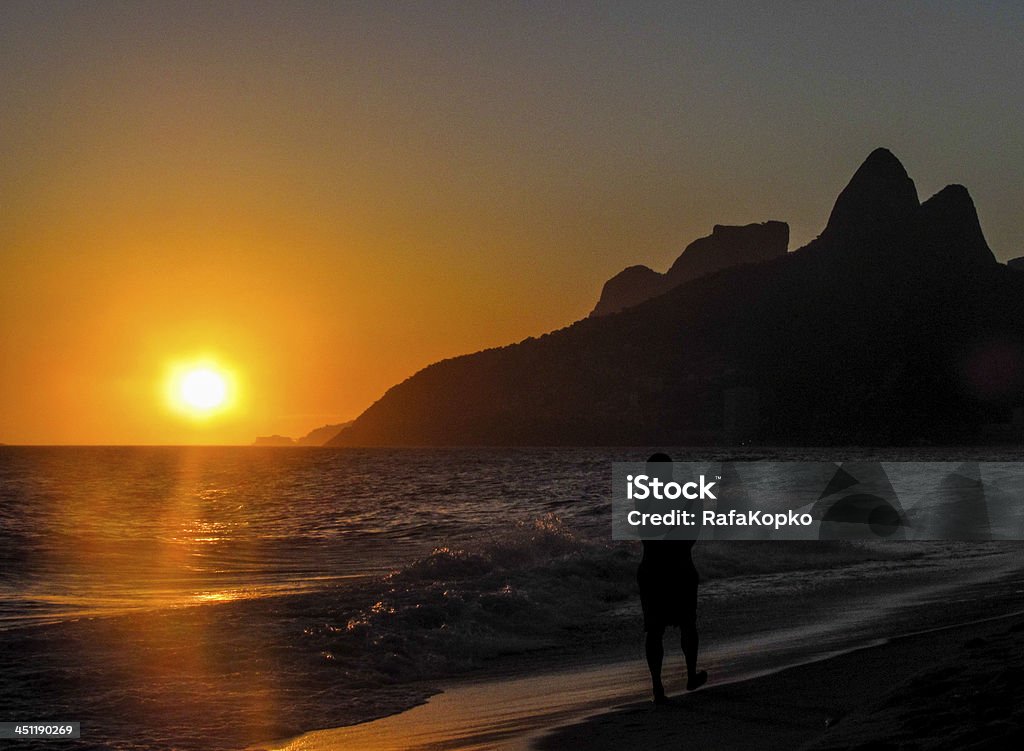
[2,1,1022,444]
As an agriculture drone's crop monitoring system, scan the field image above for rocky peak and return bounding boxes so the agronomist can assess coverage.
[823,148,920,243]
[589,265,663,318]
[589,221,789,317]
[909,184,996,272]
[665,221,789,284]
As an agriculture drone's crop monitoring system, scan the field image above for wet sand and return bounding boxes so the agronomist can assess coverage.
[252,548,1024,751]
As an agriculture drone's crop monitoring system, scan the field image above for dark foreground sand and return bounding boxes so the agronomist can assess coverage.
[538,611,1024,751]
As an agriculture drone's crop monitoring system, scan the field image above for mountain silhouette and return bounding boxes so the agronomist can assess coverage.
[590,221,788,317]
[820,147,919,244]
[330,149,1024,446]
[297,422,352,445]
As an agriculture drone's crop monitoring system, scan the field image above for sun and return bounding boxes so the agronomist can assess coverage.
[166,360,238,419]
[180,368,227,410]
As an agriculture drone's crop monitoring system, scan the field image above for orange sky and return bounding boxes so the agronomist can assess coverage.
[2,3,1022,444]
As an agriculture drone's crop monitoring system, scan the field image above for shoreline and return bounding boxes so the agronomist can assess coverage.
[251,547,1024,751]
[539,606,1024,751]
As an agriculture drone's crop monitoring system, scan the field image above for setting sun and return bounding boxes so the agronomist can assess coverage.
[180,369,227,410]
[165,360,238,420]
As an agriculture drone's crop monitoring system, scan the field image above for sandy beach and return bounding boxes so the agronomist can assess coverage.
[253,546,1024,751]
[541,609,1024,751]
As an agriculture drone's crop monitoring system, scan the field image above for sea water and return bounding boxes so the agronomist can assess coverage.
[0,445,1017,749]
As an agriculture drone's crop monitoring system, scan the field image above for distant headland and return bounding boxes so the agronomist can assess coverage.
[253,422,352,447]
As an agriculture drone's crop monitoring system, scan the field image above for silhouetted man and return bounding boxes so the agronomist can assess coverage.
[636,452,707,703]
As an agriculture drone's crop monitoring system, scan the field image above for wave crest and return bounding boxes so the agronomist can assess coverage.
[305,515,634,684]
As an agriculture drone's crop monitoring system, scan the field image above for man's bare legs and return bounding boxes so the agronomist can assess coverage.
[645,626,667,702]
[681,617,707,691]
[647,624,706,702]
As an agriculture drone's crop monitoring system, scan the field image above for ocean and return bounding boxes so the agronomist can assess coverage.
[0,446,1020,750]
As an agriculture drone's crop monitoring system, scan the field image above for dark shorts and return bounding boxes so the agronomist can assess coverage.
[637,563,698,631]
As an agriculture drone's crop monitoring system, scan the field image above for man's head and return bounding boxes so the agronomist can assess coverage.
[646,452,673,483]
